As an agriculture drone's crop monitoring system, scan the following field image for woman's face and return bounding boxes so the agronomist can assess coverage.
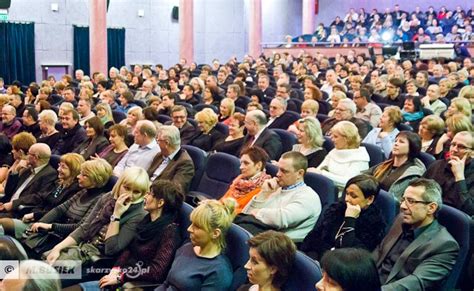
[447,103,458,116]
[251,95,260,104]
[345,184,373,210]
[379,111,393,129]
[131,76,139,85]
[416,73,426,86]
[403,99,415,113]
[406,82,417,94]
[127,112,139,125]
[315,271,343,291]
[77,170,95,189]
[119,182,143,202]
[187,221,213,248]
[204,88,212,100]
[84,123,97,138]
[330,95,341,109]
[439,81,448,94]
[392,135,410,157]
[418,123,434,140]
[301,107,315,118]
[220,102,230,117]
[143,191,162,212]
[331,130,348,150]
[57,162,72,181]
[240,154,261,179]
[109,130,123,147]
[197,119,211,133]
[228,118,243,137]
[304,88,313,100]
[244,247,275,287]
[96,108,106,118]
[296,123,308,145]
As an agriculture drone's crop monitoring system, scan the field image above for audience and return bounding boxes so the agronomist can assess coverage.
[190,108,224,152]
[363,106,402,159]
[96,124,129,167]
[292,116,327,168]
[213,112,246,156]
[73,116,109,160]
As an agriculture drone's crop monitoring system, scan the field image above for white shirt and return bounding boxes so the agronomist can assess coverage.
[113,139,160,176]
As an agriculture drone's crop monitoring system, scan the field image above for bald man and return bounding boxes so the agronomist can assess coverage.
[0,143,57,217]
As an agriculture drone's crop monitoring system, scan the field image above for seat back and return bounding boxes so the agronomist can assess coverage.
[225,224,252,290]
[112,110,127,123]
[284,251,322,291]
[361,143,386,167]
[317,114,330,124]
[437,205,471,290]
[157,114,172,124]
[322,136,334,152]
[181,145,208,191]
[196,152,241,199]
[104,175,118,192]
[397,122,413,132]
[374,189,399,233]
[418,152,436,169]
[177,202,194,244]
[272,129,297,154]
[265,162,278,177]
[304,172,337,211]
[193,103,219,114]
[215,122,229,136]
[49,154,61,170]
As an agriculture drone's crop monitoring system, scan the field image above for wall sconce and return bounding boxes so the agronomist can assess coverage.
[138,9,144,17]
[51,3,59,12]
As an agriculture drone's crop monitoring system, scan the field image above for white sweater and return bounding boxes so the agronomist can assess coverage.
[242,184,321,242]
[315,147,370,189]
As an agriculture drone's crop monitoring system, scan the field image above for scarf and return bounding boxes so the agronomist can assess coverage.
[228,172,271,199]
[402,110,424,122]
[135,212,176,243]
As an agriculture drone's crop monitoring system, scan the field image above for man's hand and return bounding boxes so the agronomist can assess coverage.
[448,154,467,182]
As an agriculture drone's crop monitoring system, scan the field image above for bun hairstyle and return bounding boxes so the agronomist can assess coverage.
[190,198,236,251]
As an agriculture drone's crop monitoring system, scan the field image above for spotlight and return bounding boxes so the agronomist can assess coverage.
[382,31,393,42]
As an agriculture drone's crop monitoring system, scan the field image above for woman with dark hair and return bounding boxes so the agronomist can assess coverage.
[300,174,386,261]
[401,95,424,132]
[77,180,185,289]
[203,86,222,107]
[96,124,129,167]
[238,230,296,291]
[365,131,425,199]
[363,106,402,159]
[316,248,381,291]
[304,84,331,115]
[220,146,271,213]
[213,112,246,156]
[73,116,109,160]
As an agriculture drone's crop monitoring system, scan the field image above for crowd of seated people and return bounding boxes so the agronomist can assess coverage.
[0,35,473,289]
[285,4,474,47]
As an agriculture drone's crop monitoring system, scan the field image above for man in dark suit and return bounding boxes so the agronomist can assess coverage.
[166,105,196,145]
[266,97,299,130]
[148,125,195,192]
[240,109,282,160]
[0,143,57,216]
[52,108,87,155]
[275,83,298,113]
[373,178,459,290]
[256,74,276,100]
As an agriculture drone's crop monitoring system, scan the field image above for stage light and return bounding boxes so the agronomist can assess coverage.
[382,31,393,42]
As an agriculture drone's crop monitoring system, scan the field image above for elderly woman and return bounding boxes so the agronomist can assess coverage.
[309,121,370,191]
[156,199,235,290]
[46,166,150,272]
[316,248,381,291]
[95,103,115,129]
[301,175,386,260]
[292,117,327,168]
[120,106,143,134]
[365,131,426,199]
[21,159,112,257]
[0,153,84,239]
[304,84,330,115]
[220,147,271,213]
[218,97,235,125]
[445,97,471,120]
[239,231,296,291]
[421,85,447,116]
[190,108,225,152]
[73,116,109,160]
[77,180,184,289]
[363,106,402,159]
[439,78,456,100]
[401,95,424,132]
[96,124,129,167]
[213,112,245,156]
[190,77,205,98]
[288,99,319,134]
[418,115,445,156]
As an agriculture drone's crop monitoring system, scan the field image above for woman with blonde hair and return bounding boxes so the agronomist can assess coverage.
[309,121,370,191]
[95,102,115,129]
[37,109,60,149]
[288,99,319,134]
[328,91,347,117]
[363,106,402,159]
[191,108,224,151]
[218,97,235,125]
[445,97,471,120]
[120,106,143,134]
[156,199,235,290]
[46,166,150,272]
[292,117,327,168]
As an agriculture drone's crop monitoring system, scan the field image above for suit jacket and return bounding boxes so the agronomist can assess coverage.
[267,111,299,130]
[73,135,110,160]
[2,164,58,210]
[373,216,459,291]
[166,121,196,145]
[147,148,195,192]
[53,123,87,155]
[241,128,282,160]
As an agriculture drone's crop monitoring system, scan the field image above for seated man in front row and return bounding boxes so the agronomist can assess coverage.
[373,178,459,291]
[240,151,321,242]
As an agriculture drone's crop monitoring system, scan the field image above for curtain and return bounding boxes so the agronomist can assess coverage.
[73,26,125,75]
[0,22,35,84]
[107,28,125,70]
[73,25,90,76]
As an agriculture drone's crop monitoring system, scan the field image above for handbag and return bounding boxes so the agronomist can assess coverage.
[22,231,64,255]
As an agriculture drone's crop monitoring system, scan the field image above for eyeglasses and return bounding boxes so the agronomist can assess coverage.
[172,116,186,120]
[400,196,431,206]
[450,142,471,151]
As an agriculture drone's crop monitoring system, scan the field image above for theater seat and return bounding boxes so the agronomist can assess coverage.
[304,172,337,212]
[272,129,297,155]
[361,142,386,167]
[157,114,172,124]
[225,224,252,290]
[373,189,399,233]
[112,110,127,123]
[177,202,194,244]
[49,154,61,170]
[181,145,208,192]
[284,251,322,291]
[418,152,436,169]
[193,103,218,114]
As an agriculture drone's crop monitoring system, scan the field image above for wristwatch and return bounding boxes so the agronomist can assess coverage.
[110,214,120,222]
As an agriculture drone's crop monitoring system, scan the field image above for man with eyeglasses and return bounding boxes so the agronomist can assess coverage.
[424,131,473,215]
[0,105,22,140]
[166,105,196,145]
[373,178,459,290]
